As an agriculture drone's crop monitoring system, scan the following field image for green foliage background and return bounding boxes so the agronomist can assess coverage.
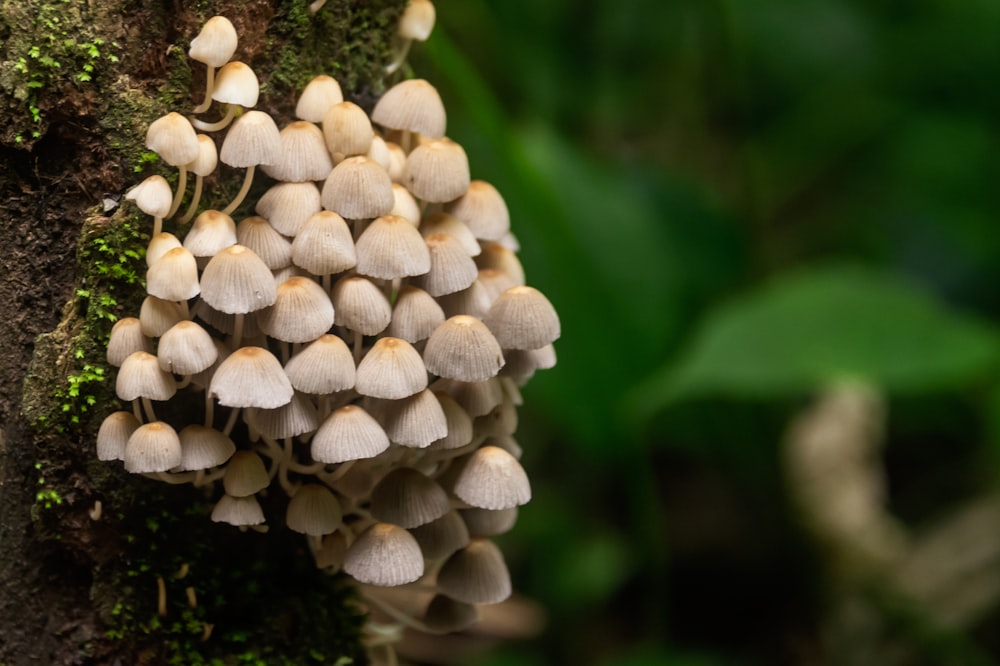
[410,1,1000,664]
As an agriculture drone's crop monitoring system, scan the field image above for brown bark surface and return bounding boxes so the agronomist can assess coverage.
[0,2,403,662]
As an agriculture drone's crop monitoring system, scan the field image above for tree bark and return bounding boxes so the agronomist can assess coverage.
[0,1,403,662]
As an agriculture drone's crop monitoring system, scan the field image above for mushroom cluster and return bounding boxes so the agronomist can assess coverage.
[101,10,558,643]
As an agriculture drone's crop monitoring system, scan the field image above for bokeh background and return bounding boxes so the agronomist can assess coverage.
[411,1,1000,665]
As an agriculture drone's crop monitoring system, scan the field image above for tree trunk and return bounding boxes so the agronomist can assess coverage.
[0,1,403,662]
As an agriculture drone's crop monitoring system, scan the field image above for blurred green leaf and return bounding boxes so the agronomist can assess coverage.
[634,265,1000,411]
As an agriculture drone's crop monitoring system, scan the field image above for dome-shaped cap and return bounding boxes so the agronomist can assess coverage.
[124,421,182,473]
[295,75,344,123]
[186,133,219,177]
[398,0,436,41]
[291,211,357,276]
[212,61,259,107]
[262,121,333,182]
[428,391,473,450]
[246,391,320,440]
[370,467,450,529]
[366,389,447,449]
[287,484,343,536]
[483,285,560,350]
[97,410,141,461]
[178,424,236,471]
[146,232,183,267]
[146,112,200,166]
[331,275,391,335]
[254,181,322,238]
[284,333,355,394]
[409,510,469,561]
[355,337,427,400]
[210,346,293,408]
[188,16,238,68]
[220,110,280,167]
[423,594,478,634]
[423,315,505,382]
[139,296,186,337]
[311,405,389,463]
[460,506,518,537]
[183,210,237,261]
[445,180,510,241]
[107,317,152,367]
[236,215,293,269]
[402,138,470,203]
[390,182,421,224]
[157,320,219,375]
[125,175,173,218]
[116,351,176,401]
[411,232,478,297]
[222,450,269,497]
[321,155,394,219]
[211,494,265,526]
[200,244,277,314]
[475,242,525,286]
[452,445,530,510]
[432,376,504,417]
[386,285,444,343]
[371,78,446,139]
[146,247,200,301]
[419,211,480,257]
[322,101,374,158]
[258,276,334,343]
[343,522,424,587]
[436,538,511,604]
[354,214,431,280]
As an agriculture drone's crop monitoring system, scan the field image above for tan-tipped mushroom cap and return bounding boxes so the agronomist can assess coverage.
[355,337,427,400]
[219,110,280,167]
[183,210,237,260]
[116,351,176,402]
[452,445,530,510]
[402,138,470,203]
[287,484,343,536]
[436,538,512,605]
[284,334,355,394]
[254,181,322,238]
[146,112,200,166]
[178,424,236,471]
[146,232,183,267]
[212,61,259,107]
[157,320,219,375]
[320,155,394,220]
[209,346,293,409]
[445,180,511,241]
[390,182,421,224]
[419,212,480,257]
[370,467,450,528]
[343,522,424,586]
[199,245,277,314]
[371,78,446,139]
[475,241,525,286]
[247,391,320,439]
[411,232,478,296]
[408,510,470,561]
[312,405,389,464]
[124,421,183,473]
[258,276,334,343]
[428,391,473,450]
[222,450,269,497]
[97,410,141,461]
[139,296,187,337]
[187,133,219,177]
[432,377,504,417]
[483,285,561,350]
[398,0,436,41]
[331,276,391,335]
[211,494,265,526]
[423,315,505,382]
[146,247,200,302]
[236,215,293,270]
[296,75,344,123]
[322,101,374,158]
[460,506,519,537]
[436,280,492,319]
[262,121,333,182]
[125,175,173,218]
[291,211,357,276]
[188,16,238,68]
[387,285,445,343]
[354,214,431,280]
[367,389,447,448]
[423,594,478,634]
[107,317,152,367]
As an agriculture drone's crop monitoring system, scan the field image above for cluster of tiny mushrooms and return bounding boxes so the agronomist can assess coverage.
[95,1,560,653]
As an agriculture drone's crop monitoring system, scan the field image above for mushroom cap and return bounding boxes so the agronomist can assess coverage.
[419,211,480,257]
[322,101,374,158]
[124,421,183,473]
[409,510,470,561]
[371,78,446,139]
[254,181,322,237]
[423,594,478,634]
[284,333,355,394]
[482,285,561,350]
[199,244,277,314]
[107,317,152,367]
[354,214,431,280]
[146,112,200,166]
[186,133,219,177]
[236,215,293,269]
[387,285,445,343]
[427,391,473,450]
[178,424,236,471]
[146,232,183,267]
[436,538,512,604]
[445,180,510,241]
[343,522,424,586]
[209,346,293,408]
[436,279,492,319]
[460,506,519,537]
[219,110,280,167]
[246,391,320,439]
[291,211,357,276]
[402,138,470,203]
[475,241,525,286]
[355,337,428,399]
[212,61,259,107]
[157,320,219,375]
[261,121,333,182]
[125,175,173,218]
[370,467,451,528]
[258,276,334,343]
[432,376,504,417]
[330,275,391,335]
[366,389,447,448]
[320,155,394,219]
[311,404,389,464]
[295,75,344,123]
[139,296,187,337]
[423,315,505,382]
[97,410,141,461]
[286,484,343,536]
[411,232,478,297]
[183,210,237,261]
[390,182,421,225]
[222,450,270,497]
[398,0,436,41]
[452,445,531,510]
[116,351,176,401]
[188,15,238,68]
[211,494,265,526]
[146,247,200,301]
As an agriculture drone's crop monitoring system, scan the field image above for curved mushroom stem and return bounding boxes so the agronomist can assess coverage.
[131,398,144,424]
[152,216,164,238]
[167,165,188,219]
[360,592,447,636]
[221,406,241,437]
[141,396,157,423]
[152,470,198,484]
[192,104,237,132]
[221,165,256,216]
[192,66,217,114]
[385,36,413,75]
[177,174,204,224]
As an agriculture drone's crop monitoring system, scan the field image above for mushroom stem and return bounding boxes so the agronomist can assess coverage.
[131,398,144,423]
[204,391,215,428]
[352,329,364,364]
[231,313,245,349]
[191,104,237,132]
[177,174,204,224]
[221,165,256,216]
[141,396,157,423]
[277,437,300,496]
[221,406,241,437]
[152,216,164,237]
[385,36,413,76]
[153,470,198,484]
[167,165,188,219]
[361,592,447,636]
[192,66,217,114]
[308,0,328,14]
